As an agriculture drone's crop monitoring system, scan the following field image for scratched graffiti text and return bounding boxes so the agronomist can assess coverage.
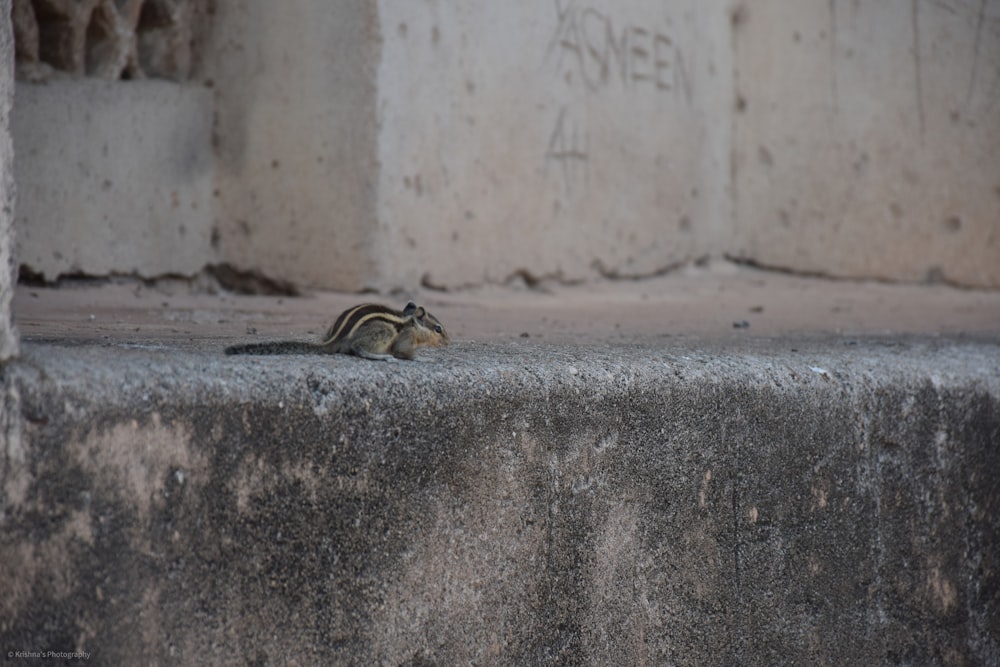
[547,0,691,99]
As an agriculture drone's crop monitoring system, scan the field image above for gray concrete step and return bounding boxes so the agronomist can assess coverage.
[2,272,999,663]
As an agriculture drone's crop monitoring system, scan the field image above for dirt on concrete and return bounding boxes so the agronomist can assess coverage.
[11,262,1000,352]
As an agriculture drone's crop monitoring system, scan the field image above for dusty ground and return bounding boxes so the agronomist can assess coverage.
[12,261,1000,351]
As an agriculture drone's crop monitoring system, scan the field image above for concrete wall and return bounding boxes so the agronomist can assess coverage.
[2,340,998,663]
[731,1,1000,288]
[203,1,381,291]
[13,80,213,280]
[373,0,728,288]
[10,0,214,283]
[1,8,17,360]
[8,0,1000,290]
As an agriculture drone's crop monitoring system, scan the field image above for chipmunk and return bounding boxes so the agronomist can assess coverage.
[224,301,449,361]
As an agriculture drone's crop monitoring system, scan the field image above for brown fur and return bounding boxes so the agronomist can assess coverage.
[225,302,449,361]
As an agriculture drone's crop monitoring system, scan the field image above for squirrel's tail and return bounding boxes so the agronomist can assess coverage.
[224,341,322,356]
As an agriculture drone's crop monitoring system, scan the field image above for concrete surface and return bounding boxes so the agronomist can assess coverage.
[0,11,16,361]
[202,0,381,291]
[206,0,995,290]
[13,1,998,292]
[3,3,1000,661]
[11,262,1000,345]
[2,335,998,664]
[12,78,214,282]
[2,268,1000,663]
[731,1,1000,288]
[374,0,725,288]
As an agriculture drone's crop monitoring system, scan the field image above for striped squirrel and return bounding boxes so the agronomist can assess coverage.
[224,301,449,361]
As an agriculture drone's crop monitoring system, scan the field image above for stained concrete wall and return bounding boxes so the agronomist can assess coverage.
[203,1,381,291]
[1,8,16,361]
[10,0,214,283]
[374,0,729,287]
[202,0,729,290]
[9,0,1000,290]
[731,1,1000,287]
[13,80,213,280]
[1,340,998,663]
[343,0,1000,289]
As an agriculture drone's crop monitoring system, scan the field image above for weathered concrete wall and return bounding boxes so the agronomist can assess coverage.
[1,340,997,663]
[731,1,1000,288]
[202,0,381,291]
[0,8,17,360]
[201,0,728,290]
[8,0,999,290]
[373,0,726,288]
[12,79,214,281]
[210,0,996,290]
[201,0,727,291]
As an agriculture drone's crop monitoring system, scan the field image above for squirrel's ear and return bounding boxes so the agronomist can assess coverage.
[414,306,426,318]
[403,301,417,315]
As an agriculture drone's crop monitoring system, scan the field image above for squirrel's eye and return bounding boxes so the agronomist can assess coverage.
[434,325,443,334]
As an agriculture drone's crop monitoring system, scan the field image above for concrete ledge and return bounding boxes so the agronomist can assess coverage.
[2,333,998,664]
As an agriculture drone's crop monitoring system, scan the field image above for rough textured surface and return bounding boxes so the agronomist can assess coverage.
[202,0,381,291]
[732,1,1000,288]
[12,0,197,80]
[0,8,17,361]
[374,0,725,288]
[12,79,213,282]
[12,261,1000,346]
[1,331,998,664]
[9,1,1000,291]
